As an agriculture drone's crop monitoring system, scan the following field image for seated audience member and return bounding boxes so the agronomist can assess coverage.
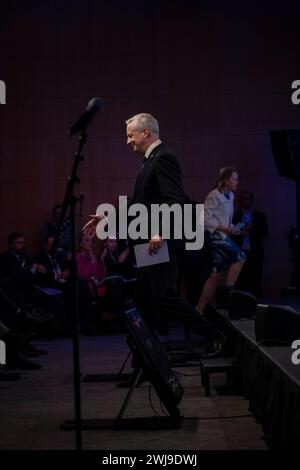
[232,190,268,297]
[0,317,43,370]
[34,235,70,288]
[76,234,106,298]
[0,232,67,336]
[0,233,43,291]
[34,234,71,333]
[100,236,136,315]
[76,234,107,334]
[41,203,72,266]
[0,273,57,339]
[100,237,135,278]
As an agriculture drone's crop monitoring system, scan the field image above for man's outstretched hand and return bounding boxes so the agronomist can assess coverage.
[82,214,104,237]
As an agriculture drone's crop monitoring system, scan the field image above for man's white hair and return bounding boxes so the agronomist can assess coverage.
[125,113,159,135]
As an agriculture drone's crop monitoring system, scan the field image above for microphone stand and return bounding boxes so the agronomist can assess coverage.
[52,130,87,451]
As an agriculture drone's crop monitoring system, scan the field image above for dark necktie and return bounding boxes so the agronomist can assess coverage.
[141,157,148,170]
[17,254,26,268]
[140,156,147,173]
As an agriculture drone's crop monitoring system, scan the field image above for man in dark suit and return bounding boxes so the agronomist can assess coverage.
[0,232,66,334]
[232,190,269,297]
[33,235,70,288]
[125,113,200,332]
[0,233,39,292]
[84,113,210,334]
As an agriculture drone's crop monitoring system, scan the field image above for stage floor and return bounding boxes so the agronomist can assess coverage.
[0,333,266,450]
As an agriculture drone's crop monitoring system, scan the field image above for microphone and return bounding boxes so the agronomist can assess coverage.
[69,97,103,136]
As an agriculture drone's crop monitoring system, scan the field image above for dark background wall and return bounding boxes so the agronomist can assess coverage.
[1,0,300,296]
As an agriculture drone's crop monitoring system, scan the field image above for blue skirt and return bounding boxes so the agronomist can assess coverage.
[205,231,246,273]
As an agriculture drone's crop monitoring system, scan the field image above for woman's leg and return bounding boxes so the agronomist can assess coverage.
[225,260,245,286]
[195,272,222,315]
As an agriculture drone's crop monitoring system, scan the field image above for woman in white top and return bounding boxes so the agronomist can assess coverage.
[196,167,245,315]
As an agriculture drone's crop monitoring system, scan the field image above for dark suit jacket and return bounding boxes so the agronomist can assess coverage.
[33,250,58,287]
[0,250,36,288]
[232,209,269,258]
[129,142,185,249]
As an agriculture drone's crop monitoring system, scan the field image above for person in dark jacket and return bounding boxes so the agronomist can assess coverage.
[83,113,212,335]
[232,190,268,297]
[0,233,66,335]
[34,235,70,288]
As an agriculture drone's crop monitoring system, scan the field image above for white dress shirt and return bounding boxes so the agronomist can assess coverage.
[144,139,162,159]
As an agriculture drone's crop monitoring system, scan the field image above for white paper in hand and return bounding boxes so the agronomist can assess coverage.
[134,240,170,268]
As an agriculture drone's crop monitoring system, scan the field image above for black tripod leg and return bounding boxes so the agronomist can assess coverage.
[117,350,132,380]
[114,368,143,428]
